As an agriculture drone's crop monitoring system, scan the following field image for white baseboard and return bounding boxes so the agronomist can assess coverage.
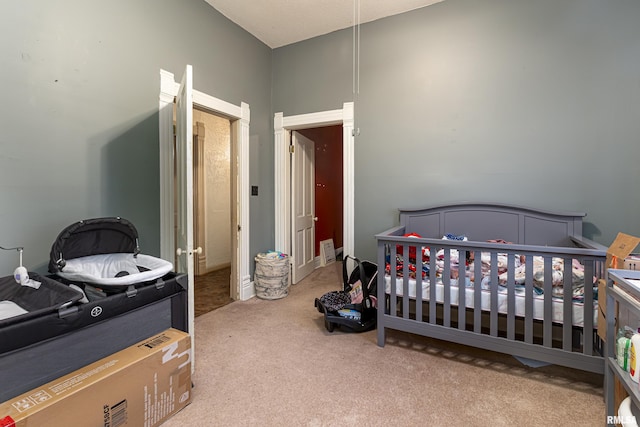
[241,275,255,300]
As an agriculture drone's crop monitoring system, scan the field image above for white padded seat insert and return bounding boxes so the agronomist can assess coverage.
[57,253,173,287]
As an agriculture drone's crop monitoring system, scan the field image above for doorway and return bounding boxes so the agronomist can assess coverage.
[288,127,343,283]
[192,108,234,316]
[273,102,355,271]
[159,67,252,302]
[296,126,344,267]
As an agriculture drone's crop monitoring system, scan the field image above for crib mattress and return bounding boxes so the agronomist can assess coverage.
[385,275,596,327]
[0,272,84,327]
[55,253,173,287]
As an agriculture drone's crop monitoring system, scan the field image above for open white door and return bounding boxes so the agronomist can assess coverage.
[291,131,316,284]
[174,64,198,371]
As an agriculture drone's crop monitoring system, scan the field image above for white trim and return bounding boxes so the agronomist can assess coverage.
[237,102,254,300]
[282,108,345,130]
[341,103,355,262]
[273,112,289,254]
[194,91,242,119]
[274,102,355,262]
[159,69,252,301]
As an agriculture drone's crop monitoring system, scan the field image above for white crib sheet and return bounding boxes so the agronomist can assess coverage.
[385,275,596,327]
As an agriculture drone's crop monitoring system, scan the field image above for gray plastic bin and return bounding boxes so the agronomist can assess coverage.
[254,252,290,299]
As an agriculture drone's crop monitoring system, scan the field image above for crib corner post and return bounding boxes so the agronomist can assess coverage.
[376,238,387,347]
[377,324,385,347]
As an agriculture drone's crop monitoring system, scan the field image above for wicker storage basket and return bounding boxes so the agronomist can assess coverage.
[254,252,290,300]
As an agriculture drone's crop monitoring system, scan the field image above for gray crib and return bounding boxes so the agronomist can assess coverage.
[375,203,607,374]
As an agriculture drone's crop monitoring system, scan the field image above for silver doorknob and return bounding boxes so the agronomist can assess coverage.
[177,247,202,256]
[313,217,318,221]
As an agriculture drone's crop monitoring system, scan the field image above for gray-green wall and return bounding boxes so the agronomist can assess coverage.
[0,0,273,274]
[273,0,640,261]
[2,0,639,275]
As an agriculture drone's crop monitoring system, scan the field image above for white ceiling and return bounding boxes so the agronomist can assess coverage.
[204,0,444,48]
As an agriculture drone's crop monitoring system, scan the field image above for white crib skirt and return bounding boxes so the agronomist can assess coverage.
[385,275,596,328]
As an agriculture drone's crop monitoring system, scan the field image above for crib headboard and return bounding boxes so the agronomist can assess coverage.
[399,203,586,247]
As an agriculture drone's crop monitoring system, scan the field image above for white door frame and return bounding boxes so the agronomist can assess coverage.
[274,102,355,262]
[159,68,254,301]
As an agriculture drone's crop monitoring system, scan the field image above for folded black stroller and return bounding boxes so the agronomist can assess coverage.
[314,255,378,332]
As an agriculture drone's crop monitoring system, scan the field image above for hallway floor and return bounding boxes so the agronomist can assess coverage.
[194,267,233,317]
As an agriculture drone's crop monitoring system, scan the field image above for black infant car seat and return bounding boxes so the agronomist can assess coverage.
[314,255,378,332]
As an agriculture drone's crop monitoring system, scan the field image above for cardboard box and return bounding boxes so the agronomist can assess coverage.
[0,328,191,427]
[598,233,640,341]
[606,233,640,271]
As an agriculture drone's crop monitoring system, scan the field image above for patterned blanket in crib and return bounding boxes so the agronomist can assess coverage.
[386,234,596,302]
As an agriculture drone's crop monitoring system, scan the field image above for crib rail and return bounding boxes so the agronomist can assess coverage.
[376,229,607,373]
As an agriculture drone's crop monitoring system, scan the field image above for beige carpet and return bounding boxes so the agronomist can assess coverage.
[163,262,604,427]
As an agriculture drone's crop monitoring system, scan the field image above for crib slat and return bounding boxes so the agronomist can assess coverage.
[583,259,595,355]
[402,250,410,319]
[490,252,498,337]
[473,250,482,334]
[543,256,553,347]
[377,242,386,346]
[507,253,516,341]
[443,248,451,328]
[458,249,466,331]
[563,257,572,351]
[429,250,437,325]
[524,255,534,344]
[415,245,423,323]
[390,245,397,318]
